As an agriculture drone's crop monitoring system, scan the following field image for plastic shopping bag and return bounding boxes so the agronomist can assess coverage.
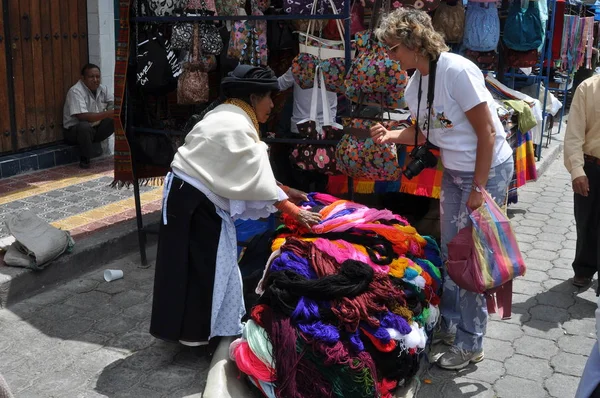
[446,184,525,319]
[469,185,526,291]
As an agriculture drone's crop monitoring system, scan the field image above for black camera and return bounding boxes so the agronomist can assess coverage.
[403,145,438,180]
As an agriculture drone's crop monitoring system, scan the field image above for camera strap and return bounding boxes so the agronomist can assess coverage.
[414,58,438,147]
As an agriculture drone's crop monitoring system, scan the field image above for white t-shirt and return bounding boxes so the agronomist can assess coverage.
[404,52,513,172]
[278,68,338,134]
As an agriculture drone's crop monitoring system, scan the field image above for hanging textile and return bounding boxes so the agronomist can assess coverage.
[507,128,537,205]
[327,147,444,198]
[551,0,566,61]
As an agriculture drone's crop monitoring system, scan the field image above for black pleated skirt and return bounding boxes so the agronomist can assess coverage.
[150,175,222,343]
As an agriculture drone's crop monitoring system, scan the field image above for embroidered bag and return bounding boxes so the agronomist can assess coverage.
[446,184,526,319]
[503,0,544,52]
[432,0,465,44]
[464,49,498,70]
[503,47,539,68]
[178,24,210,104]
[290,67,343,175]
[291,0,350,93]
[463,1,500,52]
[335,93,405,181]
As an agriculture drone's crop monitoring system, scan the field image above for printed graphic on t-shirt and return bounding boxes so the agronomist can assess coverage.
[418,108,454,132]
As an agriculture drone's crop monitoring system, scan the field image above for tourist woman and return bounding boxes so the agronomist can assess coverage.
[370,9,514,370]
[150,65,321,350]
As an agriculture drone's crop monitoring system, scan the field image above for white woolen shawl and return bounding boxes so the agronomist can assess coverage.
[171,104,280,201]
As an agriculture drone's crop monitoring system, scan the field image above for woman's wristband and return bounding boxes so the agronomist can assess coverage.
[275,199,300,217]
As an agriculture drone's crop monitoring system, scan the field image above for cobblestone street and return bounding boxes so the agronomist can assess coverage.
[420,154,598,398]
[0,155,597,397]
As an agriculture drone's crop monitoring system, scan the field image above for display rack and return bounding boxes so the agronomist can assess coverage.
[127,0,353,266]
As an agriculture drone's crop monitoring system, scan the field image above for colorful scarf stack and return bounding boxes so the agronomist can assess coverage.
[230,193,443,398]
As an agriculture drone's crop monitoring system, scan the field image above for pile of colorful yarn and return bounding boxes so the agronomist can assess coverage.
[230,193,443,398]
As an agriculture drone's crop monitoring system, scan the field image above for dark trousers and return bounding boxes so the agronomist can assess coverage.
[150,176,222,343]
[573,160,600,293]
[64,118,114,159]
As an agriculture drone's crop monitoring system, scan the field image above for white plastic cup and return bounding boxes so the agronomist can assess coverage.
[104,269,124,282]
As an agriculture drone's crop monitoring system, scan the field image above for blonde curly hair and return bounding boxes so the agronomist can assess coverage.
[375,8,449,60]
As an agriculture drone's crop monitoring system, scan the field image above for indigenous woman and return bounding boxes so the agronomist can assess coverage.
[150,65,321,349]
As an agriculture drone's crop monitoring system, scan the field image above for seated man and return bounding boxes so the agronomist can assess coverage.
[63,63,114,169]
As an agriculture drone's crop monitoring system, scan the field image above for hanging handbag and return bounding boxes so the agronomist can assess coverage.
[171,17,194,49]
[503,47,539,68]
[464,49,498,70]
[291,0,350,93]
[285,0,344,15]
[227,7,268,65]
[136,31,180,95]
[344,30,409,99]
[186,0,217,13]
[463,1,500,52]
[290,67,343,174]
[432,0,465,44]
[503,0,544,52]
[335,93,406,181]
[345,0,408,101]
[198,20,224,55]
[139,0,181,16]
[178,24,210,104]
[215,0,239,15]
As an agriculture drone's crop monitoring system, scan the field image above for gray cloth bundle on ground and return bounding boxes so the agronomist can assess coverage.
[3,211,75,270]
[0,374,14,398]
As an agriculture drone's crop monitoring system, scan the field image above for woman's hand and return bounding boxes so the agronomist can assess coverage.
[295,210,322,228]
[466,189,485,210]
[286,187,309,204]
[370,124,399,144]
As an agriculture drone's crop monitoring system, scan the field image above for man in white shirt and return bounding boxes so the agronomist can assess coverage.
[63,64,114,169]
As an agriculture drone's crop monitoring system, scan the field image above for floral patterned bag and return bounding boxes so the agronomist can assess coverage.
[227,5,268,65]
[291,0,351,93]
[345,31,409,100]
[290,67,343,174]
[335,94,407,181]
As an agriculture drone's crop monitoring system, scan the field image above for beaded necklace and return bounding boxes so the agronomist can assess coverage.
[224,98,260,133]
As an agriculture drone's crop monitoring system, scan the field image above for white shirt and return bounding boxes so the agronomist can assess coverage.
[278,68,338,134]
[404,52,513,171]
[63,80,114,129]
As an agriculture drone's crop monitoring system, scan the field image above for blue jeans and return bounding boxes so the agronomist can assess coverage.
[439,158,514,351]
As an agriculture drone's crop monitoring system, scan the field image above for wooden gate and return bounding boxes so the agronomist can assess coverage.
[0,0,89,154]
